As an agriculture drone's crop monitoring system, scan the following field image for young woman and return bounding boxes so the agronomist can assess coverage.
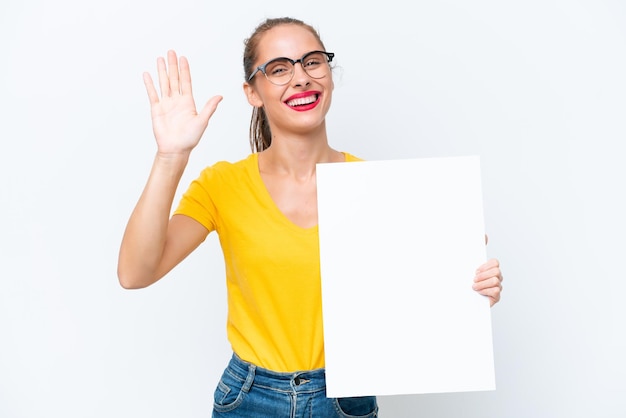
[117,17,503,418]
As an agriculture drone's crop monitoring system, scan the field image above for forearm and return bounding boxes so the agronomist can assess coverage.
[117,152,190,288]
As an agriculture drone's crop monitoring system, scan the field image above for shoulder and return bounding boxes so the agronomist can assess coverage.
[197,154,257,181]
[207,153,256,171]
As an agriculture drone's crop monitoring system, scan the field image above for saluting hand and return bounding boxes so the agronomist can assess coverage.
[143,50,223,155]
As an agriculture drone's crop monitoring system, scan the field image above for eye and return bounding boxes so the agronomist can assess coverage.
[304,53,324,68]
[266,59,291,77]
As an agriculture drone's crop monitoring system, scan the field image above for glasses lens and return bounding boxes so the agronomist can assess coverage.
[301,52,330,79]
[264,52,331,85]
[265,58,294,85]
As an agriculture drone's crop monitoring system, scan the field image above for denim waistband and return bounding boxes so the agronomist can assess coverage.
[226,353,328,395]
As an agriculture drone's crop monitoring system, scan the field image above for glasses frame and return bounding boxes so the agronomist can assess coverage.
[247,50,335,85]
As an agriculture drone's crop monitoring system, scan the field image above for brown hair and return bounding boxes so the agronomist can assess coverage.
[243,17,326,152]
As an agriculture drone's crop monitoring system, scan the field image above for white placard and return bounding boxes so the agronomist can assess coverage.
[317,156,495,397]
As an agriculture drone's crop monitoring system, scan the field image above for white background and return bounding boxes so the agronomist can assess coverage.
[1,0,624,417]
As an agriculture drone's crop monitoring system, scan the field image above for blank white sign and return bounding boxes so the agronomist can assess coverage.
[316,156,495,397]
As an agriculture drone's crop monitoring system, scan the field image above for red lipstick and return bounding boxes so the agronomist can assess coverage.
[284,91,321,112]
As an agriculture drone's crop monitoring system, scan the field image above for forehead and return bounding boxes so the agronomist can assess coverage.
[256,24,324,62]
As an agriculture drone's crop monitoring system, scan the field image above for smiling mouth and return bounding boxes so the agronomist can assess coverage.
[286,94,319,107]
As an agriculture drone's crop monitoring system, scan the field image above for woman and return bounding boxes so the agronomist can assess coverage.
[117,17,503,417]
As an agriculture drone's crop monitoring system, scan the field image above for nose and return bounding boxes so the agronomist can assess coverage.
[292,62,311,87]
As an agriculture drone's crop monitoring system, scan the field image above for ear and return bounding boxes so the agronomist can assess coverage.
[243,82,264,107]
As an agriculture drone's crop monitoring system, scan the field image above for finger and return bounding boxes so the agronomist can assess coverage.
[474,268,502,285]
[168,50,180,94]
[476,258,500,274]
[473,278,502,303]
[479,286,501,306]
[143,72,159,105]
[156,56,170,97]
[179,56,193,96]
[198,95,224,123]
[472,276,502,291]
[475,265,501,283]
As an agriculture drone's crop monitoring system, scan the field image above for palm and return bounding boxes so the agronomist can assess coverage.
[144,50,222,154]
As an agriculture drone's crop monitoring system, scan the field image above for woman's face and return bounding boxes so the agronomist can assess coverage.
[244,24,334,139]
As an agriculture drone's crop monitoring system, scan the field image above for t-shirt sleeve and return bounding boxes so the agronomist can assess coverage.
[173,165,220,233]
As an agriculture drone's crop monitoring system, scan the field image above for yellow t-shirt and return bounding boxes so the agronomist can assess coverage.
[174,152,361,372]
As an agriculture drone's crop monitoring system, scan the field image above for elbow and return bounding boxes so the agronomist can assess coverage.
[117,248,166,289]
[118,277,145,290]
[117,274,143,290]
[117,266,152,290]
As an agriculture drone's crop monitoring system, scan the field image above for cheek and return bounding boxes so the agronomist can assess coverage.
[325,79,334,105]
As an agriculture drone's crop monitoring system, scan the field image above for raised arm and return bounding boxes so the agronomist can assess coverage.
[117,50,222,289]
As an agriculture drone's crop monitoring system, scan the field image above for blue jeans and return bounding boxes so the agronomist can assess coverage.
[212,353,378,417]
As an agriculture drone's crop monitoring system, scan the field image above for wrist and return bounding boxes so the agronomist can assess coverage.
[155,150,191,165]
[150,151,191,181]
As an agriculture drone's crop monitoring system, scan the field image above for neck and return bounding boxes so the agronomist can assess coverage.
[259,129,342,179]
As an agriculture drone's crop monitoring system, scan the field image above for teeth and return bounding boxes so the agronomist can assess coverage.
[287,95,317,107]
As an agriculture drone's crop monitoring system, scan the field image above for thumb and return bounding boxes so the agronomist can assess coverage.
[199,95,223,123]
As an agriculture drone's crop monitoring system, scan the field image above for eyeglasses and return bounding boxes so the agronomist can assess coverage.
[247,50,335,86]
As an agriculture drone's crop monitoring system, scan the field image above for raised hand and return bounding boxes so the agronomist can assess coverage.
[143,50,223,155]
